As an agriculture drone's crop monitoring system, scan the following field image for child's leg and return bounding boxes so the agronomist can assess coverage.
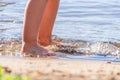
[38,0,60,46]
[21,0,54,56]
[22,0,47,44]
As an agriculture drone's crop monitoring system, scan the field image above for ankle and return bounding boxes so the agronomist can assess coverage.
[21,42,37,52]
[38,39,51,46]
[22,40,38,46]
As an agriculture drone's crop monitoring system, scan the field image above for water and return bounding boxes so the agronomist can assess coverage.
[0,0,120,61]
[60,54,120,62]
[0,0,120,42]
[55,0,120,42]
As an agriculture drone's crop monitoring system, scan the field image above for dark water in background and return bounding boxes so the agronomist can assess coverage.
[0,0,120,61]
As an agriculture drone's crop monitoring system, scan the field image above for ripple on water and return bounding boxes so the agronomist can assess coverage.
[0,0,120,61]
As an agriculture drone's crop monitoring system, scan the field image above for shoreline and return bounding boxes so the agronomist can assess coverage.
[0,56,120,80]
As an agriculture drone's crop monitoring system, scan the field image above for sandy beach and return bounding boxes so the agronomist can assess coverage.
[0,56,120,80]
[1,0,120,80]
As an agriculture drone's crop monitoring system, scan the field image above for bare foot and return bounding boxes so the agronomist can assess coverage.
[21,43,55,57]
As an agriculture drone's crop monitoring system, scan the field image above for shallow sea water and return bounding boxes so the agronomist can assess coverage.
[0,0,120,61]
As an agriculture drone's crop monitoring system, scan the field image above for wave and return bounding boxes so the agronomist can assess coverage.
[0,37,120,62]
[30,36,118,58]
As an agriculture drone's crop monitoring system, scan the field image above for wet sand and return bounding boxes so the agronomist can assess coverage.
[0,56,120,80]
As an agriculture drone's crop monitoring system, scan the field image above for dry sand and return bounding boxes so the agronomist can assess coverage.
[0,56,120,80]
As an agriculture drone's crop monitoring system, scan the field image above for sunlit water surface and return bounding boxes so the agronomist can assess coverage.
[0,0,120,61]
